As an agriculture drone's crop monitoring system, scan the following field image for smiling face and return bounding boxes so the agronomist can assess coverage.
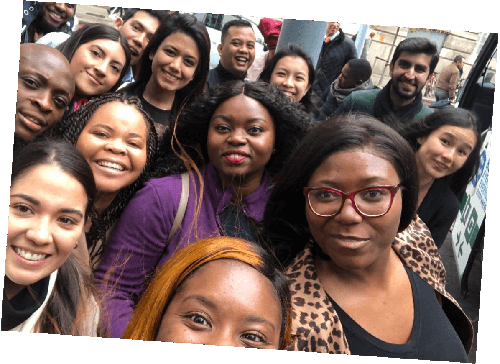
[149,31,200,93]
[389,51,432,101]
[156,259,282,348]
[305,148,402,270]
[69,39,126,97]
[326,22,340,37]
[218,26,256,78]
[41,3,75,29]
[206,94,275,192]
[5,164,87,299]
[270,55,310,103]
[16,45,75,141]
[116,11,160,67]
[75,102,148,197]
[415,125,477,181]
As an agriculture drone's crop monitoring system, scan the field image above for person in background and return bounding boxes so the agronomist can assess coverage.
[361,31,376,59]
[261,114,472,360]
[122,237,292,349]
[3,140,100,335]
[401,108,481,248]
[312,22,357,106]
[334,37,438,130]
[247,18,282,81]
[434,55,465,104]
[119,13,210,138]
[207,19,256,88]
[56,23,131,113]
[22,2,76,43]
[14,44,75,151]
[258,43,316,114]
[318,58,374,119]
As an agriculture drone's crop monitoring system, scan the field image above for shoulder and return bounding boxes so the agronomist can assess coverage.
[415,103,433,119]
[35,32,70,48]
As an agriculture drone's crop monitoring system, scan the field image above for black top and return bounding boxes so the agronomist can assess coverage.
[219,204,259,243]
[120,83,172,138]
[328,265,468,362]
[207,63,246,89]
[418,178,460,248]
[2,276,50,331]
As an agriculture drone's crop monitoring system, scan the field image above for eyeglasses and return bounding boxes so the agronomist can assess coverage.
[304,184,402,218]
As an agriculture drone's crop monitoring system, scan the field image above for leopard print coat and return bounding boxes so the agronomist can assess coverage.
[285,216,473,354]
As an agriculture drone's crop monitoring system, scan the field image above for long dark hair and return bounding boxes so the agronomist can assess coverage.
[259,44,316,113]
[261,113,419,266]
[49,93,158,262]
[57,23,131,94]
[133,13,210,117]
[10,140,101,335]
[401,108,482,196]
[154,80,311,179]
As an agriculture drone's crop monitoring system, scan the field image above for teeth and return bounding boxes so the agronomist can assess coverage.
[98,161,125,171]
[15,247,47,261]
[227,154,245,158]
[50,11,62,21]
[236,57,247,62]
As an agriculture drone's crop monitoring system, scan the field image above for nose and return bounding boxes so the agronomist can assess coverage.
[94,60,108,78]
[33,90,53,113]
[206,330,241,347]
[334,196,363,224]
[133,33,146,50]
[169,56,182,72]
[283,75,294,87]
[26,216,52,245]
[442,146,455,162]
[54,3,66,13]
[227,129,247,145]
[105,138,127,154]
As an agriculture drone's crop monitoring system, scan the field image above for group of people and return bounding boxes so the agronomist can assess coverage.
[4,4,483,362]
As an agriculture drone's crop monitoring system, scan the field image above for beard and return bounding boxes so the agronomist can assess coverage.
[32,8,64,35]
[391,76,423,100]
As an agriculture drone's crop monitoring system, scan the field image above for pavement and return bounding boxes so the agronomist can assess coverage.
[74,4,114,27]
[440,231,482,363]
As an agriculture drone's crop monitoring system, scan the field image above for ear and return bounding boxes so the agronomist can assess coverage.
[417,136,428,146]
[305,84,311,95]
[389,62,394,77]
[149,50,155,61]
[114,17,123,30]
[217,43,223,57]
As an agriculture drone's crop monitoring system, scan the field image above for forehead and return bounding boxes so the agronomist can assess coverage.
[19,48,74,88]
[85,102,148,134]
[395,51,432,68]
[125,10,160,31]
[225,26,255,42]
[275,55,309,72]
[79,39,126,60]
[212,94,273,122]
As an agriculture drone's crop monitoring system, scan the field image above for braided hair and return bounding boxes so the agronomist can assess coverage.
[50,92,158,263]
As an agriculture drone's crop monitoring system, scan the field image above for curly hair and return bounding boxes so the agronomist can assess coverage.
[258,43,316,113]
[153,80,312,179]
[50,92,158,263]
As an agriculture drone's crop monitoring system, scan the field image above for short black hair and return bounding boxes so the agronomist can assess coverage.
[347,58,372,83]
[221,19,254,43]
[454,55,465,63]
[121,8,170,23]
[391,37,439,75]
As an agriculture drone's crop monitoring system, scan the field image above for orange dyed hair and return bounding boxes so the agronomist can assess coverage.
[122,237,292,349]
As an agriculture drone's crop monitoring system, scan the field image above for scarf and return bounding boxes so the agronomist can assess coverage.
[331,78,374,103]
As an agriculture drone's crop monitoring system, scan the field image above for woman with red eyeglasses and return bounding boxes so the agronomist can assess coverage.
[260,113,472,361]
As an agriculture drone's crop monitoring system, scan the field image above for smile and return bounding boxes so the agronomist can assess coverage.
[96,160,126,171]
[86,71,102,86]
[161,70,181,82]
[19,113,46,131]
[333,235,370,249]
[49,11,64,22]
[14,247,48,261]
[434,160,449,170]
[235,57,248,65]
[223,151,248,164]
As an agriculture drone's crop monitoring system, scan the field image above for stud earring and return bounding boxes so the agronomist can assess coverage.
[74,241,79,249]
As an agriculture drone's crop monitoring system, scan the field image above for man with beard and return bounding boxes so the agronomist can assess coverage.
[21,2,76,43]
[334,37,438,130]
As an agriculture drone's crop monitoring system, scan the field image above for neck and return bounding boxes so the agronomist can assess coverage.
[220,172,264,200]
[219,62,245,79]
[94,191,117,215]
[143,78,176,110]
[315,246,400,289]
[389,86,416,110]
[4,276,25,300]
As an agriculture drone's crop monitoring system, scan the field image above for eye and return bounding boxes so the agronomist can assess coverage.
[92,130,108,138]
[54,97,69,108]
[247,43,255,50]
[111,65,122,74]
[458,149,469,157]
[127,140,142,148]
[184,58,197,67]
[360,189,389,202]
[247,126,264,135]
[164,48,176,56]
[440,138,450,145]
[184,313,211,329]
[90,49,101,58]
[242,332,268,346]
[22,77,38,89]
[312,189,340,201]
[215,124,230,132]
[58,216,77,226]
[12,204,33,215]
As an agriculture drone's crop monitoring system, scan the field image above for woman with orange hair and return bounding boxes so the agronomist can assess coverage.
[121,237,292,349]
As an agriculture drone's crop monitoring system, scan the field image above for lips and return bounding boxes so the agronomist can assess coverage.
[95,160,127,172]
[13,246,49,262]
[161,69,180,82]
[434,160,449,171]
[86,71,102,86]
[223,150,248,164]
[235,57,248,66]
[332,235,369,249]
[18,112,47,131]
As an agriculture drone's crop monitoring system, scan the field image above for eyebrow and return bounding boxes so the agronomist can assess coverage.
[91,124,145,139]
[442,132,474,150]
[211,115,271,124]
[245,315,276,331]
[316,176,395,187]
[94,44,124,68]
[182,295,217,310]
[10,194,84,218]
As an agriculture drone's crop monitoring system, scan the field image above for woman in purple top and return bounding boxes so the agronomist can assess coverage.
[94,80,310,338]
